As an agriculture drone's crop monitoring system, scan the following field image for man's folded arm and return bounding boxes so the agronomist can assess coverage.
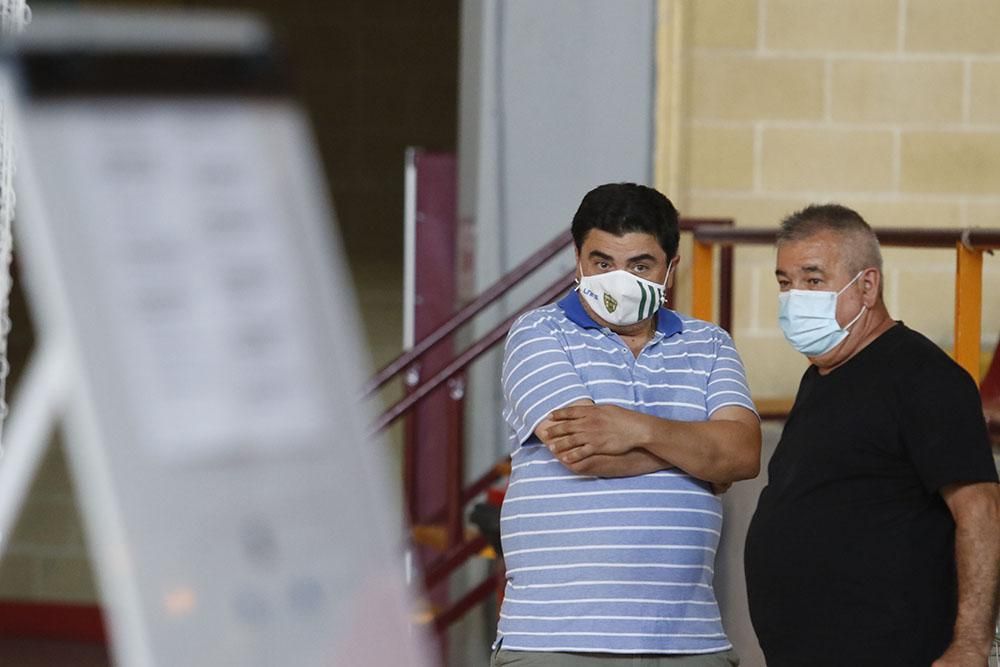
[533,399,672,477]
[544,403,760,484]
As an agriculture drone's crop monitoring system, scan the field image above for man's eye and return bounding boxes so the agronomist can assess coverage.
[807,278,822,286]
[598,261,611,269]
[633,265,648,272]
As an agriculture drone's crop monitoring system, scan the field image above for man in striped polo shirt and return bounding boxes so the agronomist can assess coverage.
[492,183,761,666]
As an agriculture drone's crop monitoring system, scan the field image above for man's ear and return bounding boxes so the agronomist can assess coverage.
[861,267,881,306]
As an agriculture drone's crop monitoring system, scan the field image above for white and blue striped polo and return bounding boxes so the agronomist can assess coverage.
[495,292,756,655]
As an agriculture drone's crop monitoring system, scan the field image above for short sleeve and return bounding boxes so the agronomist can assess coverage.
[501,313,591,447]
[899,357,998,493]
[705,328,758,418]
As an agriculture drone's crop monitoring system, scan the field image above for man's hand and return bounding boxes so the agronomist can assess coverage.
[543,404,649,465]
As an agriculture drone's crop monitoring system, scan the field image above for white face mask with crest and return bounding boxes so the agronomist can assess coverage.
[576,263,673,327]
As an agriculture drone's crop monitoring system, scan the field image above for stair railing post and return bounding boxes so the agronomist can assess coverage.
[692,236,715,323]
[954,240,983,383]
[403,364,421,526]
[445,374,466,548]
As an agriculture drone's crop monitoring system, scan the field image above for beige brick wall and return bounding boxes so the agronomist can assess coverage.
[678,0,1000,400]
[690,56,825,120]
[970,62,1000,124]
[765,0,899,52]
[906,0,1000,54]
[830,61,963,123]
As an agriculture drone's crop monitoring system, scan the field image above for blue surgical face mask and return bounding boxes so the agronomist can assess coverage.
[778,271,866,357]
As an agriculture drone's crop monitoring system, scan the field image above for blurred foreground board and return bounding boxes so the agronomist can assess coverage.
[1,7,432,666]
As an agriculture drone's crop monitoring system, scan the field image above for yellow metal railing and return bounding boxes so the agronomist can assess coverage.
[955,236,988,381]
[690,226,1000,385]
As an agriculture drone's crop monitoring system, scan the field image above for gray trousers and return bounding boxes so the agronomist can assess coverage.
[491,647,740,667]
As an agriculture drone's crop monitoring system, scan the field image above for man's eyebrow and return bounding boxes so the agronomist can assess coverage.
[775,265,825,277]
[626,253,657,264]
[587,250,614,261]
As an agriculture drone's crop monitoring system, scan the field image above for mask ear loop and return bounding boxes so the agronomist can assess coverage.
[844,304,867,331]
[660,259,676,305]
[836,270,865,295]
[839,270,868,330]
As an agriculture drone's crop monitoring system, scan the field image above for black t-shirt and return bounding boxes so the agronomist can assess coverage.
[744,323,998,667]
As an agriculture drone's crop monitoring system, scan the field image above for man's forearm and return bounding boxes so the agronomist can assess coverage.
[636,411,761,484]
[941,482,1000,663]
[563,448,671,478]
[543,403,760,484]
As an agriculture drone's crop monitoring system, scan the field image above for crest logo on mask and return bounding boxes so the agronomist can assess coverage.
[603,293,618,313]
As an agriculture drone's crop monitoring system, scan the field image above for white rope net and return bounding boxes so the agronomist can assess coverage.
[0,0,30,35]
[0,74,18,443]
[992,618,1000,667]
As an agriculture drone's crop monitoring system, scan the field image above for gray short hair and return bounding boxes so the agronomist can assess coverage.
[777,203,883,274]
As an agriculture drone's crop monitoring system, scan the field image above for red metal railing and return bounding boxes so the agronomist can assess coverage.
[368,218,735,634]
[372,270,577,432]
[366,231,574,394]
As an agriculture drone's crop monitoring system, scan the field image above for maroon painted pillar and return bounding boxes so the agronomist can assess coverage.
[404,150,461,662]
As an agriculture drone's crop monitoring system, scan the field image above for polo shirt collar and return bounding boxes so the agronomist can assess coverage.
[557,291,683,337]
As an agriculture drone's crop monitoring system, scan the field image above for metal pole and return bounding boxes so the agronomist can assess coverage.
[692,238,714,322]
[954,242,983,383]
[445,375,465,548]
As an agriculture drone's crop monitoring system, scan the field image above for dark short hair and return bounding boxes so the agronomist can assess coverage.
[570,183,680,259]
[778,203,883,273]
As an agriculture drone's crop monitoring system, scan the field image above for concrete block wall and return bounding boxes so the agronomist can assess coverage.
[680,0,1000,399]
[0,438,97,603]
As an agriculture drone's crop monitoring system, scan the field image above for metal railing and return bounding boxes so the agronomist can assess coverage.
[690,226,1000,385]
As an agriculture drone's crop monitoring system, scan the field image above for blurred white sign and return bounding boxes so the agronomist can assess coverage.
[32,103,329,463]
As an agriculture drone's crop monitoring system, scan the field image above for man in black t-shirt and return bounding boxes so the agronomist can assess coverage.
[744,204,1000,667]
